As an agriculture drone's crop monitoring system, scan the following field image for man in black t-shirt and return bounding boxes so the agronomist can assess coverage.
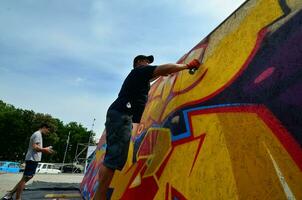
[95,55,200,200]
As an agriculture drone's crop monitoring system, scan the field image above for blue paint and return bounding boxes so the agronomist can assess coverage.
[171,103,253,142]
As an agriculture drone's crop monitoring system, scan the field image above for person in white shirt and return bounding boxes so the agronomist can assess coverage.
[3,123,54,200]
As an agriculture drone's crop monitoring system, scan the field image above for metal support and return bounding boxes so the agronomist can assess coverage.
[62,131,70,172]
[84,118,96,173]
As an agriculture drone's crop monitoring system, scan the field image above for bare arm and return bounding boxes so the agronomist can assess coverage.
[153,63,188,77]
[32,143,53,154]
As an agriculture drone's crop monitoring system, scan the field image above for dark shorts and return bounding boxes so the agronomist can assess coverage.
[103,110,132,171]
[24,160,39,177]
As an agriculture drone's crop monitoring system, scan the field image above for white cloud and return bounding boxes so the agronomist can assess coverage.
[75,77,85,83]
[69,77,86,86]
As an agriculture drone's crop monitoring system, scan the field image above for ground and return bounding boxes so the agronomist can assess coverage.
[0,173,83,197]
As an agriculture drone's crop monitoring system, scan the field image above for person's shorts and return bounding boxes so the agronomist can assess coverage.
[23,160,39,177]
[103,109,132,171]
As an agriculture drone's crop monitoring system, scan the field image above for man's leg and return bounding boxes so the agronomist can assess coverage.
[94,110,132,199]
[2,179,21,200]
[5,180,20,196]
[3,175,33,200]
[94,163,115,200]
[15,175,33,200]
[9,160,38,200]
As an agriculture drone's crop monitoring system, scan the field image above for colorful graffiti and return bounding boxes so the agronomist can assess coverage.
[81,0,302,199]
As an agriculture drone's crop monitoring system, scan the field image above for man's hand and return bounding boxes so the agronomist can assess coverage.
[186,59,200,69]
[44,146,54,154]
[153,60,200,77]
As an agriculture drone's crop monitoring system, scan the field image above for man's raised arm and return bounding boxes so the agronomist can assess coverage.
[153,59,200,77]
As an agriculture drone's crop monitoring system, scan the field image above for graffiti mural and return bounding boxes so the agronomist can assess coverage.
[81,0,302,199]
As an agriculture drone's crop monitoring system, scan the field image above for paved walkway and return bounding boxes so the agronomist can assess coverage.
[0,173,84,197]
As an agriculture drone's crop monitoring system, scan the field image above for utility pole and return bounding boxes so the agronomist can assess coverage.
[84,118,96,173]
[62,131,71,171]
[88,118,96,147]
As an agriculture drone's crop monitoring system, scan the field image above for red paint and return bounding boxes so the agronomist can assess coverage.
[165,183,170,200]
[156,133,206,179]
[122,176,158,200]
[189,134,206,176]
[156,148,173,179]
[123,159,147,193]
[173,69,208,96]
[171,185,188,200]
[257,107,302,171]
[254,67,275,84]
[138,130,159,157]
[125,162,136,174]
[124,105,302,199]
[177,38,209,64]
[187,105,302,171]
[148,75,177,102]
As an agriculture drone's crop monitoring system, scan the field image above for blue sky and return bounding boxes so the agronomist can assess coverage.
[0,0,245,139]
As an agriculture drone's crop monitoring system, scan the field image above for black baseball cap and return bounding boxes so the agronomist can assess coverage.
[133,55,154,67]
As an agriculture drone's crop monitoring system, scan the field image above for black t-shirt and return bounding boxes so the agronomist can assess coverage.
[108,65,157,123]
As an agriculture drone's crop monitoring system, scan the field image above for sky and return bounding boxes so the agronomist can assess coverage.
[0,0,245,140]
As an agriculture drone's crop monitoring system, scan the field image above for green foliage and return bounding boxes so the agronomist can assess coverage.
[0,100,96,163]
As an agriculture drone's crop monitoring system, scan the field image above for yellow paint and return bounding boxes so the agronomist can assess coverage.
[160,0,283,121]
[141,76,176,127]
[162,77,174,101]
[45,193,81,198]
[123,125,139,171]
[142,129,172,178]
[216,112,302,199]
[173,46,205,91]
[151,80,165,99]
[154,138,203,199]
[153,110,302,199]
[145,99,165,122]
[109,162,141,200]
[155,115,239,200]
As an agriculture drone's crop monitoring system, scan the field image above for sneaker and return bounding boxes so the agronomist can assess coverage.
[1,193,13,200]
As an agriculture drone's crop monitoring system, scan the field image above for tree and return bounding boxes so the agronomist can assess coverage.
[0,100,96,163]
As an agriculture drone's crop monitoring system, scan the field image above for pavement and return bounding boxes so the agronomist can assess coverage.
[0,173,84,198]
